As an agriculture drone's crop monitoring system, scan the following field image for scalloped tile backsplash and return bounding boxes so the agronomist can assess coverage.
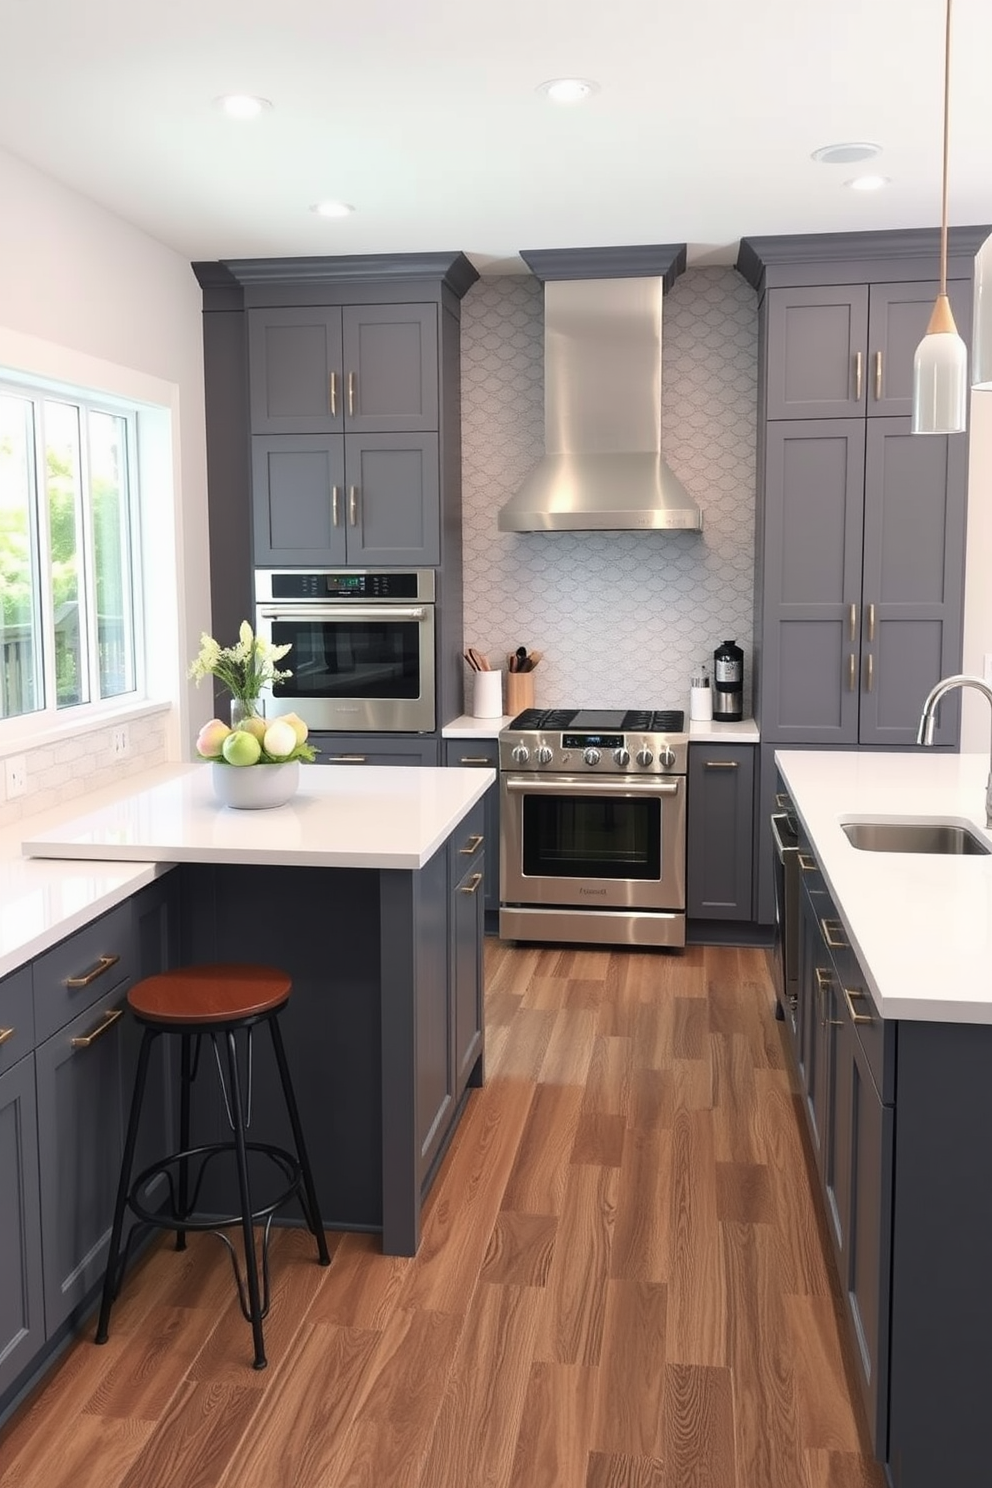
[460,266,757,716]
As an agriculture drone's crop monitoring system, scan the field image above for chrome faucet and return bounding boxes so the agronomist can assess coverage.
[917,673,992,827]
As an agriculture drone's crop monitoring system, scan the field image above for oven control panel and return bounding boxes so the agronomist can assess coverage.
[500,731,687,775]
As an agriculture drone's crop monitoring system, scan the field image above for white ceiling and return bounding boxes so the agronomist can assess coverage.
[2,0,990,274]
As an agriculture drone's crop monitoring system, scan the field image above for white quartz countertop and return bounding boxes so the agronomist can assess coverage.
[777,750,992,1024]
[4,763,493,980]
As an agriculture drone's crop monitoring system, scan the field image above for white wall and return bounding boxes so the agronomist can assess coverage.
[962,394,992,751]
[0,145,210,768]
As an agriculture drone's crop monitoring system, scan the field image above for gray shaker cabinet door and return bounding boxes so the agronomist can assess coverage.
[343,434,440,566]
[35,987,127,1335]
[866,280,973,417]
[252,434,347,565]
[765,286,869,419]
[761,420,866,742]
[0,1055,44,1397]
[248,307,344,434]
[859,419,967,746]
[686,745,755,919]
[342,304,439,433]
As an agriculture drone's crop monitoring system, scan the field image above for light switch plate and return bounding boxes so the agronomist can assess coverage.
[4,755,27,799]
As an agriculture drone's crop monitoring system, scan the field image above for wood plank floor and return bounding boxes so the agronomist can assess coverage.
[0,942,886,1487]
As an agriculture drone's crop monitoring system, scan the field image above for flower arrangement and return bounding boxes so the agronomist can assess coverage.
[189,622,317,766]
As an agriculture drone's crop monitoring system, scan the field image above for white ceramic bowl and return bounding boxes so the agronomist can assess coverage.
[211,760,299,810]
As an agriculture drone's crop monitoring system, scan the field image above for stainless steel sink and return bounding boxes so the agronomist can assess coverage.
[841,820,991,855]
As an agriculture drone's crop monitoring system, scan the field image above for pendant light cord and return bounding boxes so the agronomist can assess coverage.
[939,0,952,296]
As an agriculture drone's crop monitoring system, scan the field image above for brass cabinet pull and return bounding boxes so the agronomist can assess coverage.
[348,485,358,526]
[843,986,874,1025]
[459,872,484,895]
[867,602,875,642]
[64,953,120,988]
[865,653,874,693]
[848,603,857,642]
[848,654,856,691]
[797,852,818,872]
[774,793,792,811]
[0,1026,15,1047]
[820,917,848,949]
[329,371,338,416]
[814,967,832,990]
[874,350,883,401]
[331,485,341,527]
[458,756,492,765]
[704,759,738,769]
[71,1006,123,1050]
[854,351,863,400]
[459,834,484,854]
[347,371,356,417]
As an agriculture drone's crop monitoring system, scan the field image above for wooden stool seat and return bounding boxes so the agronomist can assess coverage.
[128,963,292,1025]
[95,961,330,1368]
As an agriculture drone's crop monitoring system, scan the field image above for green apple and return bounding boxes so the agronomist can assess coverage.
[221,729,262,766]
[196,718,231,758]
[263,719,298,760]
[280,711,309,745]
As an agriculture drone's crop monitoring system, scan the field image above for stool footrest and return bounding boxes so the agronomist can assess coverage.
[128,1141,303,1232]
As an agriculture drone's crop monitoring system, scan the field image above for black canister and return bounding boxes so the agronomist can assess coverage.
[713,639,743,722]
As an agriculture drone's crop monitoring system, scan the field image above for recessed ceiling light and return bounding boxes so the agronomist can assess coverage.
[538,77,599,105]
[846,174,891,192]
[309,201,355,219]
[216,94,271,120]
[811,142,882,165]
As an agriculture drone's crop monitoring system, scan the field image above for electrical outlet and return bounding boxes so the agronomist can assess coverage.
[111,725,130,760]
[4,755,27,799]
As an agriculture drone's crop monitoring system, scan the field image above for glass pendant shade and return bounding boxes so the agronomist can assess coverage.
[912,321,968,434]
[973,230,992,390]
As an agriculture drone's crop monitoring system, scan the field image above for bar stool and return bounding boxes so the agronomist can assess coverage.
[95,962,331,1368]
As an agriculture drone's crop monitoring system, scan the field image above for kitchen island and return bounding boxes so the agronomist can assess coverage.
[776,749,992,1488]
[22,762,494,1258]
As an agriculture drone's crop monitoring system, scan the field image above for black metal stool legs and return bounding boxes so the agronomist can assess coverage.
[223,1027,268,1370]
[269,1016,331,1267]
[95,1025,157,1345]
[176,1033,193,1251]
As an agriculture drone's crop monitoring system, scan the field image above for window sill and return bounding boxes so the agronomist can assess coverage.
[0,699,172,763]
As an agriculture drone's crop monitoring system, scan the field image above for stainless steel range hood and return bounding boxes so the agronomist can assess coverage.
[498,245,703,534]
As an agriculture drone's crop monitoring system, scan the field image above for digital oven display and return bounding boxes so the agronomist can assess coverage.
[562,734,625,749]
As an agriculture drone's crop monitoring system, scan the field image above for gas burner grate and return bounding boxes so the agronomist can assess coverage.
[504,708,685,732]
[624,709,685,732]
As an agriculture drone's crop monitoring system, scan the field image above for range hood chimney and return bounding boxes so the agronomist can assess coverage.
[497,245,703,533]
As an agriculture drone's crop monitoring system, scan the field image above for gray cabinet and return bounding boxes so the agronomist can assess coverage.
[443,738,500,924]
[764,278,973,420]
[252,431,440,567]
[312,733,439,766]
[450,809,485,1091]
[760,416,965,745]
[0,967,44,1398]
[686,744,754,920]
[249,303,439,435]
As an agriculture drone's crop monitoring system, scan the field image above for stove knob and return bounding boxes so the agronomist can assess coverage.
[583,747,602,767]
[511,744,530,765]
[536,745,554,765]
[613,747,631,768]
[658,745,677,768]
[635,746,654,767]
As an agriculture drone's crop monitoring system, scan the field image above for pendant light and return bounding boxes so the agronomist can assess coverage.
[912,0,968,434]
[974,230,992,390]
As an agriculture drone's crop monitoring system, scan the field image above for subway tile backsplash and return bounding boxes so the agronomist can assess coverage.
[459,266,757,716]
[0,712,169,829]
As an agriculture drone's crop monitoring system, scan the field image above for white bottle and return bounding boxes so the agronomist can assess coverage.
[690,666,713,722]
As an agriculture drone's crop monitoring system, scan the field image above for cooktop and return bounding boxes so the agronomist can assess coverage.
[505,708,685,733]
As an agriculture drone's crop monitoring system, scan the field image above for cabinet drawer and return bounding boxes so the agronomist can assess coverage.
[0,966,34,1075]
[808,883,893,1104]
[33,901,134,1043]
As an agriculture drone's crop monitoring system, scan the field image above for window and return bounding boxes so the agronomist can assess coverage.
[0,378,140,722]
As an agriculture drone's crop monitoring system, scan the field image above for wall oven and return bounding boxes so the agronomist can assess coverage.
[499,709,688,949]
[254,569,435,733]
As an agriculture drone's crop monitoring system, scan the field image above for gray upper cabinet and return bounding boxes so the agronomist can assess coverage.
[252,431,440,567]
[249,303,439,435]
[765,279,973,420]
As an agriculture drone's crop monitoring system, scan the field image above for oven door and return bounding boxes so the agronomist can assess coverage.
[255,603,435,732]
[500,773,686,912]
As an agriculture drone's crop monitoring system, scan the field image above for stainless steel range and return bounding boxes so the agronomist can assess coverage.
[499,708,688,949]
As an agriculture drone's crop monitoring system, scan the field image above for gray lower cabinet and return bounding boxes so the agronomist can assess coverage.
[248,303,439,436]
[312,733,439,766]
[443,738,499,924]
[686,744,754,920]
[451,818,485,1091]
[0,1031,44,1399]
[252,431,440,567]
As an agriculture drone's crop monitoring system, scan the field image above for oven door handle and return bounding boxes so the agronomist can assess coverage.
[770,813,798,862]
[256,605,428,622]
[504,777,681,796]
